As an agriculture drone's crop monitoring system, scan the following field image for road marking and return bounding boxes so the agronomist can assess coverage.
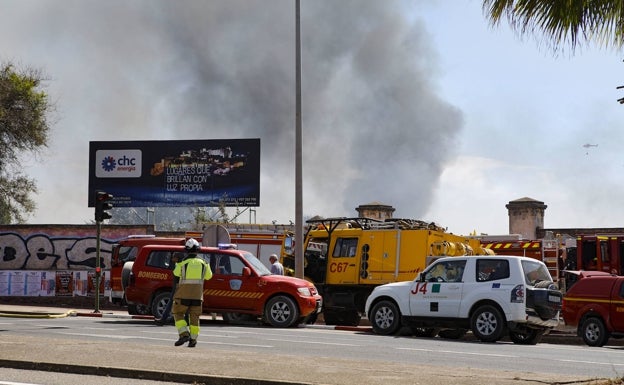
[397,347,516,358]
[556,359,624,367]
[55,332,273,348]
[264,338,360,346]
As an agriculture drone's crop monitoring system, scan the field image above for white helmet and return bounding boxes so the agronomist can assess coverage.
[185,238,200,252]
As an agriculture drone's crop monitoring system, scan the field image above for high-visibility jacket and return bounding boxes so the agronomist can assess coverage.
[173,255,212,300]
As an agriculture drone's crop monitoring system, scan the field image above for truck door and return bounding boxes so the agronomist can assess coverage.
[203,253,256,311]
[326,237,359,284]
[610,280,624,331]
[409,259,466,318]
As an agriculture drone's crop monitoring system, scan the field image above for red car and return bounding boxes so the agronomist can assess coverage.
[562,271,624,346]
[124,244,322,327]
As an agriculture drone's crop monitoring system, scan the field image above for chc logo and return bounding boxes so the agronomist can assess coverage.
[95,149,142,178]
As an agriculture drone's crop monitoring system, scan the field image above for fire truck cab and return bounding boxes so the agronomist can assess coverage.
[576,234,624,276]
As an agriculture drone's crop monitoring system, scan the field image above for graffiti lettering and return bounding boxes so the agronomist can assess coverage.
[0,232,116,270]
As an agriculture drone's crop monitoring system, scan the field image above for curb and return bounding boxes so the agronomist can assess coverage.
[0,310,77,319]
[73,312,154,320]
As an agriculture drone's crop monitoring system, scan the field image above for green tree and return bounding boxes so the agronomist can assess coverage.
[0,63,51,224]
[482,0,624,52]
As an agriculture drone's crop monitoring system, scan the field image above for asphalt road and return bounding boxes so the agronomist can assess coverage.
[0,305,622,385]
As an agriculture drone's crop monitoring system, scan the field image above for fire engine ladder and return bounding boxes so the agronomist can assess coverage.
[541,239,559,282]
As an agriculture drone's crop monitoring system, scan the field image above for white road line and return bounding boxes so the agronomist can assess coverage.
[55,332,273,347]
[264,338,360,346]
[556,359,624,367]
[397,347,516,358]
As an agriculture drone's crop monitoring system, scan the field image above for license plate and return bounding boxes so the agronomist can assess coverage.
[549,295,561,303]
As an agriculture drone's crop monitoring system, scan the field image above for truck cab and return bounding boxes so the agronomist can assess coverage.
[562,271,624,346]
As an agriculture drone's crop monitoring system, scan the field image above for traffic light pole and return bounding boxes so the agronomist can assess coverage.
[93,190,113,313]
[94,220,101,314]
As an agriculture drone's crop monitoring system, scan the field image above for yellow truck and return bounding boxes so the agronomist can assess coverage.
[281,217,491,326]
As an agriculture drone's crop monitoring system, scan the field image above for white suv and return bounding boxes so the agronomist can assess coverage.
[365,255,561,344]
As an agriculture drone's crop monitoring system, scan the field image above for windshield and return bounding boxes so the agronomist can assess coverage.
[242,252,272,276]
[521,260,552,286]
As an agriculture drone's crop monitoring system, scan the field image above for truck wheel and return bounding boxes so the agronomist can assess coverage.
[121,262,134,290]
[265,295,299,327]
[509,329,545,345]
[581,317,610,347]
[151,291,171,318]
[369,300,401,335]
[471,305,505,342]
[322,309,360,326]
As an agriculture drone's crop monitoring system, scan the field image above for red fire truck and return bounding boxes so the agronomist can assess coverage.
[575,234,624,275]
[480,237,564,284]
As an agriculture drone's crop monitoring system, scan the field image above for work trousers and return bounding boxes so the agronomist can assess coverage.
[172,299,202,340]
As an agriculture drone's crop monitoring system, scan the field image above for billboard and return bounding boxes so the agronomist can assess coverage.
[88,139,260,207]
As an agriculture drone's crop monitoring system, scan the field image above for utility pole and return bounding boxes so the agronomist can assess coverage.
[295,0,304,278]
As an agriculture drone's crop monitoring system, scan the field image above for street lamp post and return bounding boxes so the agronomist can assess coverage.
[295,0,304,279]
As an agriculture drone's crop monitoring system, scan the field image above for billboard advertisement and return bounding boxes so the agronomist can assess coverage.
[88,139,260,207]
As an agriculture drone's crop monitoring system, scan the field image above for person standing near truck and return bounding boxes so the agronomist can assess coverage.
[172,238,212,347]
[154,252,184,325]
[269,254,284,275]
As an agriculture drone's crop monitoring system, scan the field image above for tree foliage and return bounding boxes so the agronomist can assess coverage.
[482,0,624,53]
[0,63,51,223]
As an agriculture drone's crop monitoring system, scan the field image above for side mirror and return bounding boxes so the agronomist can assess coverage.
[242,267,251,277]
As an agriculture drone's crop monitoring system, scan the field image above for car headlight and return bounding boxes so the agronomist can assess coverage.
[297,287,312,296]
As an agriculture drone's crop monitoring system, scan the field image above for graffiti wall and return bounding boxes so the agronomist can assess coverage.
[0,225,152,297]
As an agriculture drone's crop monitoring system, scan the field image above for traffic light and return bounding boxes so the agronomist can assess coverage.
[95,191,114,222]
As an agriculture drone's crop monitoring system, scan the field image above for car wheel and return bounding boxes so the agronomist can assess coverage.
[222,313,256,324]
[509,329,545,345]
[471,304,505,342]
[581,316,610,347]
[369,300,402,335]
[265,295,299,327]
[151,291,171,318]
[128,303,150,315]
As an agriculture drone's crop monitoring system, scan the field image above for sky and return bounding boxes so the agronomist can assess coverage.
[1,0,623,236]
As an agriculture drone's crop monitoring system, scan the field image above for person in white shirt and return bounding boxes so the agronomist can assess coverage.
[269,254,284,275]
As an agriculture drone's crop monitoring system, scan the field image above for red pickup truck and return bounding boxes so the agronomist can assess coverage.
[562,271,624,346]
[124,244,323,327]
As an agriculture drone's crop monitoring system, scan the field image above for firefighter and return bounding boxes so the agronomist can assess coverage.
[172,238,212,347]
